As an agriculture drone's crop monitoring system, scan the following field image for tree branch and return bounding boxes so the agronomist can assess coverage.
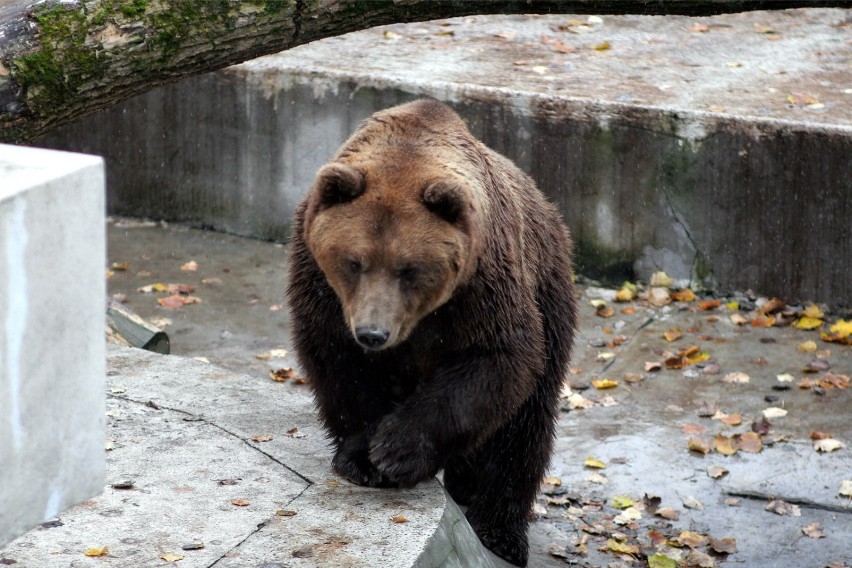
[0,0,845,143]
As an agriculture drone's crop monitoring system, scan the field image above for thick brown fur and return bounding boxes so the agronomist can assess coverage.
[287,100,577,567]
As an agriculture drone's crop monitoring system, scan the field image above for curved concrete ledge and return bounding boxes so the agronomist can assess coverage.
[0,346,493,567]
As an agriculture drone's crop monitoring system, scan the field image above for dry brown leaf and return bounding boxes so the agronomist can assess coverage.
[766,499,800,516]
[688,438,712,454]
[251,434,272,443]
[269,367,298,382]
[84,546,109,557]
[161,553,185,562]
[180,260,198,271]
[699,299,721,311]
[231,498,250,507]
[714,434,737,456]
[656,507,680,520]
[682,423,707,435]
[392,514,408,523]
[676,530,708,549]
[738,431,763,453]
[802,522,825,539]
[671,288,696,302]
[709,537,737,554]
[707,466,729,479]
[663,328,683,342]
[720,413,743,426]
[647,287,672,307]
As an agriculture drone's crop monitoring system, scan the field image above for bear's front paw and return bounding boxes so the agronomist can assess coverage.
[369,416,440,488]
[333,437,396,488]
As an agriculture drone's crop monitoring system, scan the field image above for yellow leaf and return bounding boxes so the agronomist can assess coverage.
[592,379,618,389]
[726,300,739,310]
[392,514,408,523]
[686,351,710,365]
[606,538,639,555]
[794,316,823,330]
[663,328,683,342]
[714,434,738,456]
[611,495,634,509]
[584,457,606,469]
[543,476,561,486]
[829,319,852,338]
[593,41,611,51]
[671,288,696,302]
[803,304,824,319]
[798,340,818,352]
[615,282,637,302]
[161,553,184,562]
[84,546,109,557]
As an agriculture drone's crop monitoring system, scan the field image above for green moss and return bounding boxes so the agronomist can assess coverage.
[13,2,105,110]
[575,238,635,284]
[119,0,148,18]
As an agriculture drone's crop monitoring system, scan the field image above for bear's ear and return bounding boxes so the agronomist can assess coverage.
[422,180,467,223]
[314,163,365,208]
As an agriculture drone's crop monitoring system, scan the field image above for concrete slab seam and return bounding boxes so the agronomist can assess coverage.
[108,393,315,486]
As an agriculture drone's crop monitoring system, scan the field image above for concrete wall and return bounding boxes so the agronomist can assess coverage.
[36,66,851,307]
[0,144,106,547]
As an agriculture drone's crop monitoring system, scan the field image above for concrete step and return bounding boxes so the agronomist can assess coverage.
[35,9,852,307]
[0,346,494,567]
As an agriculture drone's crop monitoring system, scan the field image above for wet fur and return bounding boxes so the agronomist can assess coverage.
[287,100,577,567]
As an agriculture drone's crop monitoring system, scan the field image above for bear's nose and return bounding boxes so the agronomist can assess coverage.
[355,327,390,349]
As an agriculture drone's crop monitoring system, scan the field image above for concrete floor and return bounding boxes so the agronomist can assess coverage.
[103,219,851,567]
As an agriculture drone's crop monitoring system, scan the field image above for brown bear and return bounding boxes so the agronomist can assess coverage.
[287,100,577,567]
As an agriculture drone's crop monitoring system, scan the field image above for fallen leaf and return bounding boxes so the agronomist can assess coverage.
[645,361,662,372]
[605,538,639,555]
[391,515,408,523]
[586,472,608,484]
[256,348,288,361]
[686,550,716,568]
[676,530,708,549]
[671,288,696,302]
[821,319,852,344]
[614,506,642,525]
[592,379,618,389]
[814,438,845,452]
[760,297,786,314]
[584,457,606,469]
[277,509,297,516]
[648,554,678,568]
[688,438,712,454]
[596,304,615,318]
[202,277,223,285]
[251,434,272,443]
[682,423,707,435]
[699,299,721,311]
[158,295,202,309]
[269,368,297,382]
[84,546,109,557]
[286,427,306,438]
[663,328,683,342]
[729,313,748,326]
[802,522,825,539]
[738,431,763,453]
[750,315,776,327]
[777,373,794,383]
[180,260,198,271]
[840,480,852,497]
[543,476,562,487]
[709,537,737,554]
[650,271,673,287]
[820,373,849,389]
[592,40,611,51]
[231,499,250,507]
[765,499,800,516]
[719,413,743,426]
[615,282,637,302]
[111,261,129,271]
[714,434,737,456]
[762,407,787,419]
[722,372,750,384]
[690,23,710,32]
[161,553,184,562]
[707,466,729,479]
[138,282,168,293]
[794,317,823,330]
[611,495,634,509]
[656,507,680,520]
[647,287,672,306]
[682,495,703,510]
[383,30,402,40]
[798,340,818,352]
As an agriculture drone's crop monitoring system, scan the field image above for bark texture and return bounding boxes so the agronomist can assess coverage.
[0,0,844,143]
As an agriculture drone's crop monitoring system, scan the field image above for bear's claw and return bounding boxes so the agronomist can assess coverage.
[332,438,396,487]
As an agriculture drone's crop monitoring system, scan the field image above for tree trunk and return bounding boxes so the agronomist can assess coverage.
[0,0,844,144]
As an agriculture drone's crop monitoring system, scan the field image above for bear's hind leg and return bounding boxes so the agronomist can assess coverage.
[464,391,557,567]
[443,453,480,507]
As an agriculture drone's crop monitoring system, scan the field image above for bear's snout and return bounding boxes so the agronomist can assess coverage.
[355,326,390,350]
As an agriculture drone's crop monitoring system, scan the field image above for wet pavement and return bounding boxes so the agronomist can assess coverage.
[101,219,851,567]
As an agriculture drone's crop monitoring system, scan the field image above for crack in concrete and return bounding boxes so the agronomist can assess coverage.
[108,393,316,486]
[600,316,655,373]
[658,177,702,288]
[725,490,852,515]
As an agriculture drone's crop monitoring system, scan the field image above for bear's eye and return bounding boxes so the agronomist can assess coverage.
[347,260,362,274]
[397,266,419,283]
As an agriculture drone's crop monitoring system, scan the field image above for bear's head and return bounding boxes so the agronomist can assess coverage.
[302,130,482,351]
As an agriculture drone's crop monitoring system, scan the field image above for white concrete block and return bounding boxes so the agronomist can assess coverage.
[0,144,106,547]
